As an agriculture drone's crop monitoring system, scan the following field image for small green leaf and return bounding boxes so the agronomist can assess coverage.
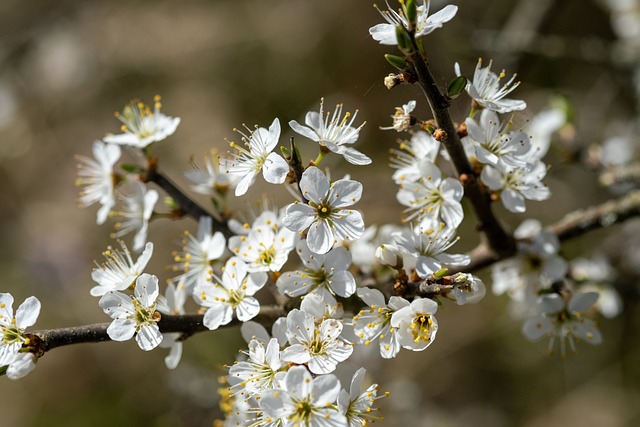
[447,76,468,99]
[384,54,407,70]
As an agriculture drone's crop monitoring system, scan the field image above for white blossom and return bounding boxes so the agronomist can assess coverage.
[259,365,346,427]
[225,118,289,196]
[0,294,41,365]
[522,292,602,356]
[391,225,470,278]
[283,166,364,255]
[280,309,353,374]
[446,273,486,305]
[353,287,405,359]
[396,162,464,228]
[157,281,186,369]
[103,96,180,148]
[3,351,37,380]
[455,59,526,113]
[481,161,550,213]
[571,254,622,318]
[75,140,121,224]
[338,368,386,427]
[184,149,239,197]
[390,130,440,184]
[91,240,153,297]
[110,179,158,251]
[194,257,267,330]
[464,109,530,167]
[381,100,416,132]
[289,99,371,165]
[276,240,356,299]
[99,273,164,351]
[526,107,566,159]
[171,216,226,291]
[391,297,439,351]
[228,338,285,397]
[369,1,458,45]
[492,220,568,317]
[230,224,296,273]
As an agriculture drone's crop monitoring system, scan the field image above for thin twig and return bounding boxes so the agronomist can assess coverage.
[145,161,231,236]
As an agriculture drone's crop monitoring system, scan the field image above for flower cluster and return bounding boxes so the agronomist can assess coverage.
[4,4,624,427]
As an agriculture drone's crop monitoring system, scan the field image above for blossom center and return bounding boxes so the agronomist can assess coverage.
[410,314,435,343]
[259,246,277,265]
[315,203,332,219]
[291,399,313,424]
[2,325,25,346]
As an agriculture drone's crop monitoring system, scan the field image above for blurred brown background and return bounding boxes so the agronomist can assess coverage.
[0,0,639,426]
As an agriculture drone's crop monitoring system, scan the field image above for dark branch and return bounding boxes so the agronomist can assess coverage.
[29,305,286,354]
[405,39,516,258]
[145,162,231,236]
[457,189,640,273]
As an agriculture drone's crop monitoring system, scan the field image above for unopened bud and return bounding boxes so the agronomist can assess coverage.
[375,244,403,269]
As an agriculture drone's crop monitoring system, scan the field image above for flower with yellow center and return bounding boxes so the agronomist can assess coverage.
[283,166,364,255]
[390,297,439,351]
[194,257,267,331]
[103,96,181,148]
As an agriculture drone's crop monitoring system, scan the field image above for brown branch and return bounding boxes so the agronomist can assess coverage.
[144,160,231,237]
[28,305,286,354]
[457,189,640,273]
[405,38,516,258]
[599,162,640,187]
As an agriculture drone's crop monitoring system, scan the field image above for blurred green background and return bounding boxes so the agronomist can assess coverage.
[0,0,639,426]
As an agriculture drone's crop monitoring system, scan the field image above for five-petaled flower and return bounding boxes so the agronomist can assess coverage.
[283,166,365,255]
[391,297,439,351]
[455,59,526,113]
[0,294,41,366]
[98,273,166,351]
[369,1,458,45]
[225,118,290,196]
[194,257,267,330]
[75,140,121,224]
[104,96,181,148]
[289,99,371,165]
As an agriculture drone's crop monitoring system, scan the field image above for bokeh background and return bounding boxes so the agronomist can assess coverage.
[1,0,639,426]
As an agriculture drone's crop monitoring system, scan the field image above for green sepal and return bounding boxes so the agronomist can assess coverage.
[434,267,449,279]
[120,163,141,173]
[384,54,407,70]
[447,76,468,99]
[164,196,179,210]
[405,0,417,28]
[280,145,291,159]
[395,25,414,56]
